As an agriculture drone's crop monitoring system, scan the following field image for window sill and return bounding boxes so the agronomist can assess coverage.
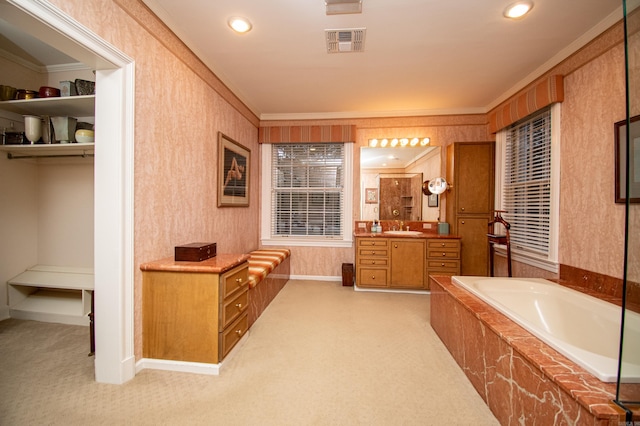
[261,238,353,248]
[493,245,558,274]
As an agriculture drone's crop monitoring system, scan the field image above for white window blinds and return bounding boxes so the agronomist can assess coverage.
[271,143,345,238]
[504,108,552,256]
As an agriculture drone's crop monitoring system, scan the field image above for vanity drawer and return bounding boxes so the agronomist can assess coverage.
[427,249,460,259]
[220,312,248,359]
[428,260,460,270]
[427,240,460,250]
[220,287,248,331]
[358,248,388,257]
[358,239,389,248]
[357,267,388,287]
[221,264,249,299]
[358,258,388,266]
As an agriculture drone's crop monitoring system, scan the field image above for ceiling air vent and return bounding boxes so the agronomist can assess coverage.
[325,28,366,53]
[325,0,362,15]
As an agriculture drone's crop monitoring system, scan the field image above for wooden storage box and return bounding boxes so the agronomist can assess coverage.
[175,242,217,262]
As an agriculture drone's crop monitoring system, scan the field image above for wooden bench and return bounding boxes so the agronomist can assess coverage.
[247,248,291,327]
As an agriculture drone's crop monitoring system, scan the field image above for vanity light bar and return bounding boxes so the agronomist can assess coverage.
[368,137,430,148]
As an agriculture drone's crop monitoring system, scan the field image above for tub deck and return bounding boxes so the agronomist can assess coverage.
[430,275,636,425]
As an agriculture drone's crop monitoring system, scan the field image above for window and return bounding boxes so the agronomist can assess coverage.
[261,143,353,247]
[496,104,559,271]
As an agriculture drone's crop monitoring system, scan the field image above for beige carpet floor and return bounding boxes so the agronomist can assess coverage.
[0,280,499,425]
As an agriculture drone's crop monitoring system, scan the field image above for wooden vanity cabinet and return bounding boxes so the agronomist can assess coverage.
[426,239,461,281]
[390,239,426,289]
[356,238,389,287]
[142,260,249,364]
[356,237,426,289]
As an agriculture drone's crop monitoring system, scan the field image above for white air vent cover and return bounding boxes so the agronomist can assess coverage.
[325,0,362,15]
[325,28,366,53]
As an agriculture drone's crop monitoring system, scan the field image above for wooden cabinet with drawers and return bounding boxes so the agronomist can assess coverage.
[142,256,249,365]
[355,237,426,289]
[426,238,461,282]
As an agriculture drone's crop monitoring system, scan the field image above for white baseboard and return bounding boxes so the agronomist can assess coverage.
[136,357,222,375]
[136,331,249,376]
[289,274,341,282]
[354,284,430,295]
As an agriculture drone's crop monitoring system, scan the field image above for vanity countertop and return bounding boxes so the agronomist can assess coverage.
[354,231,460,239]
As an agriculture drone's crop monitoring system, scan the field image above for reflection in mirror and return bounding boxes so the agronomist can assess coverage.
[360,146,441,222]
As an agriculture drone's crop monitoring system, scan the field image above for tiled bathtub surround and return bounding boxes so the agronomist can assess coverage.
[430,275,631,425]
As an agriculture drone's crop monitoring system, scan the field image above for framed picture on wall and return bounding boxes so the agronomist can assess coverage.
[365,188,378,204]
[615,115,640,204]
[218,132,250,207]
[428,193,439,207]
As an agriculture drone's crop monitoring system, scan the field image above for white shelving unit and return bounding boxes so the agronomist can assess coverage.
[8,265,94,326]
[2,94,96,326]
[0,95,95,159]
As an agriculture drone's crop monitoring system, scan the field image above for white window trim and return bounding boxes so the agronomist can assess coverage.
[494,103,561,274]
[260,143,354,248]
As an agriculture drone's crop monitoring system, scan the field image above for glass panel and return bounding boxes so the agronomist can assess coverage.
[618,0,640,407]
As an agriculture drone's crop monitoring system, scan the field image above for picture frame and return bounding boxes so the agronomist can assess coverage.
[365,188,378,204]
[218,132,250,207]
[614,115,640,204]
[428,193,439,208]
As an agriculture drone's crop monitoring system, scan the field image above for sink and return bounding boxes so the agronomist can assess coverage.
[383,230,424,236]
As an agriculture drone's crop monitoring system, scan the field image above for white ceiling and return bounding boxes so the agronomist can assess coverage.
[140,0,622,120]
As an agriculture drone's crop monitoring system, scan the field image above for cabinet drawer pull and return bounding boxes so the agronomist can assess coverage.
[371,251,375,255]
[235,329,243,336]
[235,303,243,310]
[372,261,376,264]
[461,207,465,211]
[461,221,465,224]
[441,263,445,267]
[394,244,398,248]
[442,252,446,257]
[371,275,376,280]
[236,277,243,285]
[441,243,445,247]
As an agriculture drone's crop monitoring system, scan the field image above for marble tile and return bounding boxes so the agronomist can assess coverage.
[430,276,625,425]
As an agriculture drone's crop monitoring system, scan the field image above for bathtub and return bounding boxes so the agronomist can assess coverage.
[451,276,640,383]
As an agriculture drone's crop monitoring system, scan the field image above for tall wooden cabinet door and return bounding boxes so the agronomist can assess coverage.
[456,143,495,215]
[390,239,426,288]
[458,217,490,276]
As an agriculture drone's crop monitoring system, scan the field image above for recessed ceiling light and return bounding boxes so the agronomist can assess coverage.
[228,17,252,33]
[503,1,534,19]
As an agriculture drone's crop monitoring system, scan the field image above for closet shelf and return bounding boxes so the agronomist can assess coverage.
[8,265,94,326]
[0,95,95,116]
[0,142,95,159]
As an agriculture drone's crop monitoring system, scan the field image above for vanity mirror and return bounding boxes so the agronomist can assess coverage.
[360,146,441,221]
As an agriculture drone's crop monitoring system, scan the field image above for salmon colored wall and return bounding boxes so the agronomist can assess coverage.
[50,0,261,359]
[560,44,626,279]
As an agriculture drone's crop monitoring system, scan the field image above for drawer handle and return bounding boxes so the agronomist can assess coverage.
[235,303,243,310]
[394,244,398,248]
[441,243,445,247]
[441,263,445,267]
[236,277,243,285]
[371,251,375,255]
[371,275,376,280]
[235,329,243,336]
[461,221,465,225]
[372,261,376,264]
[442,252,446,257]
[461,207,465,211]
